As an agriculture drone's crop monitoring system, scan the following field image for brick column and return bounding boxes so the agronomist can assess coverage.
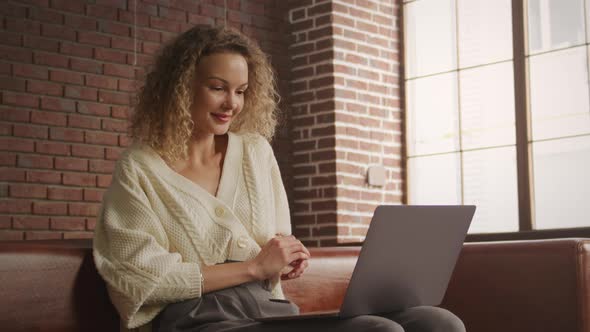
[288,0,402,246]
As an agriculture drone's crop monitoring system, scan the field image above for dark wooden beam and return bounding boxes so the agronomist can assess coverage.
[512,0,534,231]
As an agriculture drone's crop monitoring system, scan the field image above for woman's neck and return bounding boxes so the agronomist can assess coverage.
[186,133,227,165]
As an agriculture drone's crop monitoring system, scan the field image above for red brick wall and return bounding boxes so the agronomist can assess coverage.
[0,0,402,245]
[0,0,292,241]
[288,0,402,246]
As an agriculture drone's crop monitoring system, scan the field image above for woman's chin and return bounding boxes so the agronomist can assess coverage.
[212,124,231,136]
[192,122,230,138]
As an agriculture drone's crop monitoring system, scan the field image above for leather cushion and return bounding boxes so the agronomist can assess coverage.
[0,240,118,332]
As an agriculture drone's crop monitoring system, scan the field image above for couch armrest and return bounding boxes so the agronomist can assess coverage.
[282,247,360,313]
[441,238,590,332]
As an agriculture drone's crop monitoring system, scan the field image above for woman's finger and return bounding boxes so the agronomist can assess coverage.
[286,259,308,279]
[273,235,296,250]
[287,240,311,257]
[280,264,294,275]
[287,252,308,266]
[292,259,309,275]
[276,234,307,248]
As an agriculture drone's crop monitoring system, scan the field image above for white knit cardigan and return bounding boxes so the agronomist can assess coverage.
[92,132,292,330]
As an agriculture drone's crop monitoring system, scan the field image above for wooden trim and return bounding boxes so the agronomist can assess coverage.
[342,227,590,246]
[466,227,590,242]
[512,0,534,231]
[455,0,465,205]
[399,2,408,205]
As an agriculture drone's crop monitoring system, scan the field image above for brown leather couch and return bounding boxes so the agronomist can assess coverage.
[1,238,589,332]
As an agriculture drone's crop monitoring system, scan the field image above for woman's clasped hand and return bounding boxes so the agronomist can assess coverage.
[249,234,310,281]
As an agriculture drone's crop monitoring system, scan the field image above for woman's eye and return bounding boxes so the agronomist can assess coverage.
[210,87,224,91]
[236,90,245,95]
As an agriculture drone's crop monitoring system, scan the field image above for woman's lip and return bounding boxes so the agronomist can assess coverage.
[211,113,231,122]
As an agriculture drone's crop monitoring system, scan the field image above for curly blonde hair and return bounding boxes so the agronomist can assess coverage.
[131,25,279,162]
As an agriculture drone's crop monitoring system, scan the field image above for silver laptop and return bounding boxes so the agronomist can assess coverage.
[256,205,476,322]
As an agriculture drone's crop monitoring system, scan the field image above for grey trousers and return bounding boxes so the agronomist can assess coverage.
[152,282,465,332]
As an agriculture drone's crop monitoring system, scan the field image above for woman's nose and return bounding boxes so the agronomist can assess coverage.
[223,93,239,110]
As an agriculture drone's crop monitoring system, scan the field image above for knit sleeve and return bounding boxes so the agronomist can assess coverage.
[93,156,202,329]
[270,151,292,237]
[250,136,292,299]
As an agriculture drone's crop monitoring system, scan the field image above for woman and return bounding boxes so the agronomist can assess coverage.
[93,26,465,332]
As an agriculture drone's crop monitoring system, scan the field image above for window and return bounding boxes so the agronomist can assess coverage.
[403,0,590,236]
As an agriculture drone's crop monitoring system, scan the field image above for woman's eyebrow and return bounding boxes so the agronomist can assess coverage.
[206,76,248,87]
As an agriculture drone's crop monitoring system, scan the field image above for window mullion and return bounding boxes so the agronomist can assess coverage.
[512,0,534,231]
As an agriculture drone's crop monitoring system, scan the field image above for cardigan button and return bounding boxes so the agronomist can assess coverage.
[215,206,225,218]
[237,236,248,248]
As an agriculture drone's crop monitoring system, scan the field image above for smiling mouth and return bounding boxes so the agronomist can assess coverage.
[211,113,231,122]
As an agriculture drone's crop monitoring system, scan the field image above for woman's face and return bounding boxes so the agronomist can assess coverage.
[190,52,249,137]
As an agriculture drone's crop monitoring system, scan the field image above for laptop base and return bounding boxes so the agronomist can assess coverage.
[255,310,340,322]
